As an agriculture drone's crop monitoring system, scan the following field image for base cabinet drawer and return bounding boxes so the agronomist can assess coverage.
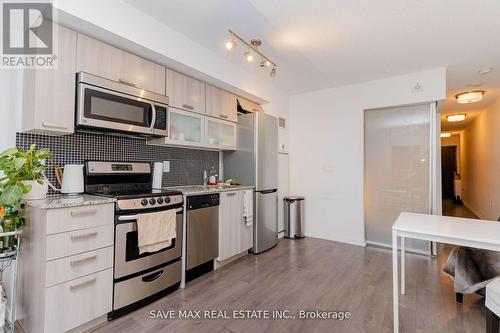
[44,268,113,333]
[46,203,114,235]
[45,247,114,288]
[46,225,114,261]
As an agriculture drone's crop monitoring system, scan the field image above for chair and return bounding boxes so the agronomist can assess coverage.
[486,279,500,333]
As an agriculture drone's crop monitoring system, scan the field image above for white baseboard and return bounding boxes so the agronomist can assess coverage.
[365,240,431,256]
[462,201,484,219]
[304,233,366,247]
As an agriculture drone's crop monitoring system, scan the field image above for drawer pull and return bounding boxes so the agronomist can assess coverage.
[219,114,229,119]
[182,104,194,110]
[70,254,97,266]
[226,192,237,196]
[118,78,137,87]
[69,277,97,290]
[42,122,68,130]
[142,270,164,282]
[70,209,98,217]
[252,108,259,112]
[71,231,98,241]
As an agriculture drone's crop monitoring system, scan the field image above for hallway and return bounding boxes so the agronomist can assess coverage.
[442,199,478,219]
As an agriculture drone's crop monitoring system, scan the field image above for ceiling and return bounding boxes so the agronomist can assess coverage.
[124,0,500,124]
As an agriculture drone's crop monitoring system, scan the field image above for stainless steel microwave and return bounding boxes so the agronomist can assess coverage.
[76,72,168,137]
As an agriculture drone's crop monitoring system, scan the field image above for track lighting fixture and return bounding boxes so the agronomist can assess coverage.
[225,40,236,50]
[244,51,253,62]
[225,29,277,79]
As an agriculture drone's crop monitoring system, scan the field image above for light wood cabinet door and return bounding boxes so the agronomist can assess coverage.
[76,33,165,94]
[44,269,113,333]
[206,85,238,122]
[239,190,253,253]
[218,191,240,261]
[237,97,262,113]
[22,25,76,135]
[166,69,205,114]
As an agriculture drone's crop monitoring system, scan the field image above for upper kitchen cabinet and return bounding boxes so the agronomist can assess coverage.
[22,25,76,135]
[205,85,238,122]
[76,33,165,95]
[166,69,205,114]
[237,97,262,113]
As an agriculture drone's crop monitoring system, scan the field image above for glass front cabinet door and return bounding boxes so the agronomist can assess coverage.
[169,108,204,145]
[205,117,237,150]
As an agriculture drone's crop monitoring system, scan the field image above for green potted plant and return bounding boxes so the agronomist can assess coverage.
[0,144,53,204]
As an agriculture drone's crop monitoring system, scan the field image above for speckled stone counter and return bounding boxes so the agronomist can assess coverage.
[22,194,116,210]
[165,185,255,196]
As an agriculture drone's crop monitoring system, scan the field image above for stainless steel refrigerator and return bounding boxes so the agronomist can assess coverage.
[223,112,278,254]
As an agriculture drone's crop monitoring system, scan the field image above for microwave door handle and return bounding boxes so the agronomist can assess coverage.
[150,104,157,131]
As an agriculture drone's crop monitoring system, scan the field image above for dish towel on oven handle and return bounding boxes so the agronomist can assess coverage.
[243,191,253,227]
[137,209,176,254]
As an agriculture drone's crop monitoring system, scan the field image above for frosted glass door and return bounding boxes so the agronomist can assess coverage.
[365,104,431,252]
[206,118,236,149]
[169,108,203,144]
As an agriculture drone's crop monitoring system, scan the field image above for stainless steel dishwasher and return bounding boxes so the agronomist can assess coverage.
[186,193,219,281]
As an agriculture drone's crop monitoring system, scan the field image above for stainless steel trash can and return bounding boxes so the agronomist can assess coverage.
[284,196,305,239]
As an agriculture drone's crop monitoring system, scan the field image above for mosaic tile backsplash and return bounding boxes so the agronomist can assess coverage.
[16,131,219,192]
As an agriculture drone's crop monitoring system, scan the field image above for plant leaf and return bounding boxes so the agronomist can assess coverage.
[22,182,32,194]
[14,157,26,170]
[0,185,23,206]
[0,148,17,157]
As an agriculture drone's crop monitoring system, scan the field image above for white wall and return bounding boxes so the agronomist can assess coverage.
[461,97,500,221]
[288,68,446,246]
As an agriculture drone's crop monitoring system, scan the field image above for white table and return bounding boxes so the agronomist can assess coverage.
[392,212,500,333]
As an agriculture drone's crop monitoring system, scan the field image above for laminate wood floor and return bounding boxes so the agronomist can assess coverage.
[94,238,485,333]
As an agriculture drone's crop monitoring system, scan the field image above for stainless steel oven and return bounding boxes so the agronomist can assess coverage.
[76,72,168,137]
[114,207,183,279]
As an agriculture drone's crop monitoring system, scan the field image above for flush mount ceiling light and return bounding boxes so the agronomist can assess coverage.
[225,29,277,78]
[447,114,466,122]
[455,91,485,104]
[478,68,493,75]
[440,132,452,138]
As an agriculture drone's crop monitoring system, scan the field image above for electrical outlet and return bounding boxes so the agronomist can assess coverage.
[163,161,170,173]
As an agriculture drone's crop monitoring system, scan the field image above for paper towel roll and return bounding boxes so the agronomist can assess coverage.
[152,162,163,189]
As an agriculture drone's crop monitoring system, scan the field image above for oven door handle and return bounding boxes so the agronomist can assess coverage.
[118,207,183,221]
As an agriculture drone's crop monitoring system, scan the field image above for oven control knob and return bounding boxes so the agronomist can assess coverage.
[141,199,148,206]
[164,197,171,204]
[157,197,164,204]
[149,198,156,205]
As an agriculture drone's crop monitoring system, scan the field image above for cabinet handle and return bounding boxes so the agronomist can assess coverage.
[70,209,98,217]
[226,192,237,196]
[71,231,98,241]
[182,104,194,110]
[42,122,68,130]
[118,78,137,87]
[252,108,259,112]
[70,254,97,266]
[219,114,228,119]
[69,277,97,290]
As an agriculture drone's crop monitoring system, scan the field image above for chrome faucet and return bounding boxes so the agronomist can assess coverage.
[203,170,208,185]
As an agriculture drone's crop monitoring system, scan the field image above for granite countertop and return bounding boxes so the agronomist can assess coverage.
[23,194,116,210]
[165,185,255,196]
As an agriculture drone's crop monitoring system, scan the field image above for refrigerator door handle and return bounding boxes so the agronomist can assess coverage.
[255,189,277,194]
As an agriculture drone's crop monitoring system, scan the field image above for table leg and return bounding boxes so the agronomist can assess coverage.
[392,229,399,333]
[401,236,405,295]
